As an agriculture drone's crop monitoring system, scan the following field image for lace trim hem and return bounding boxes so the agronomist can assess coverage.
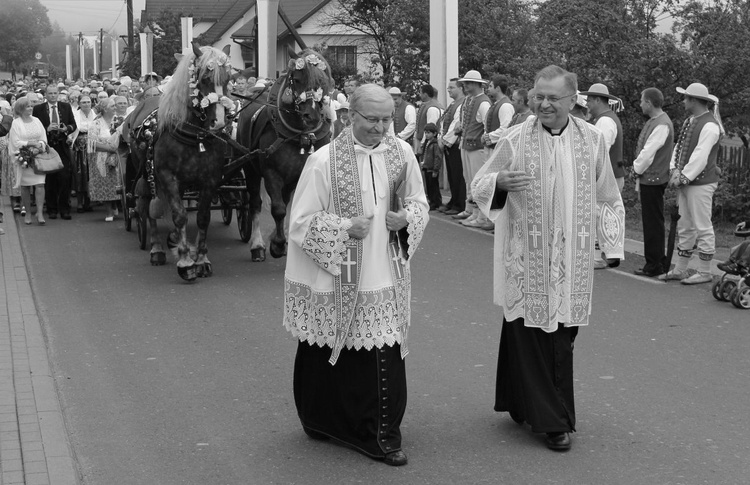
[283,278,405,351]
[404,199,427,259]
[300,211,352,276]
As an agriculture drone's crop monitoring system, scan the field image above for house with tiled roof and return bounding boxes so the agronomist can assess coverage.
[143,0,368,79]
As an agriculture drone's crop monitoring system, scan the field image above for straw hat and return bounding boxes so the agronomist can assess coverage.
[457,70,488,85]
[387,87,403,96]
[579,83,619,101]
[676,83,718,104]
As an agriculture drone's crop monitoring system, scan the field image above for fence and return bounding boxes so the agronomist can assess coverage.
[718,143,749,191]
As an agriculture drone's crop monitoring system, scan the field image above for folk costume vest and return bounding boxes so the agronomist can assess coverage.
[593,110,624,178]
[511,110,532,127]
[673,111,720,186]
[327,130,412,365]
[484,96,511,149]
[441,99,462,139]
[392,101,413,143]
[461,93,490,151]
[415,98,442,142]
[635,112,674,186]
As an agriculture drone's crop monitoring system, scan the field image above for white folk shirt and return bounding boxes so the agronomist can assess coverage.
[390,104,417,141]
[285,133,429,352]
[595,116,618,150]
[471,116,625,332]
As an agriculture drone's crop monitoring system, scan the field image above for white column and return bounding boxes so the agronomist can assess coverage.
[65,45,72,81]
[93,39,99,74]
[79,40,85,80]
[445,0,459,81]
[181,17,194,54]
[429,0,447,107]
[112,39,119,79]
[139,32,153,77]
[257,0,279,79]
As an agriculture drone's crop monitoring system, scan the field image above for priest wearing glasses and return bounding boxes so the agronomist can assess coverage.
[283,84,429,466]
[471,65,625,452]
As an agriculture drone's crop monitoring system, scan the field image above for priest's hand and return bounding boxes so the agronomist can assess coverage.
[496,168,534,192]
[347,215,373,239]
[386,198,408,231]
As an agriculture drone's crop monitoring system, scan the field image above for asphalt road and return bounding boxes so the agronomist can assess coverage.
[19,207,750,485]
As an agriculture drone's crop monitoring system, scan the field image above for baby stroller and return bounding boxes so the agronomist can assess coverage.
[711,221,750,309]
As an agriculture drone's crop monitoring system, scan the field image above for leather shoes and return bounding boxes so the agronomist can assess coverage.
[383,450,408,466]
[634,267,663,277]
[444,209,460,216]
[60,214,72,220]
[48,213,58,220]
[545,432,571,451]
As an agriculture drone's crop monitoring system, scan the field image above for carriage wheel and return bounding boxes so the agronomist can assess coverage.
[137,212,148,250]
[124,204,133,232]
[719,280,738,302]
[237,192,251,243]
[731,286,750,309]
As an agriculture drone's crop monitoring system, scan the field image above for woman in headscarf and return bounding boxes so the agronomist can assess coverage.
[69,94,96,212]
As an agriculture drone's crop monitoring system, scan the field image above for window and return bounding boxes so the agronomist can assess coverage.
[328,46,357,69]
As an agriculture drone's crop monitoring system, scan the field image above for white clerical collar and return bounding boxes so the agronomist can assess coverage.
[352,133,386,154]
[542,119,569,136]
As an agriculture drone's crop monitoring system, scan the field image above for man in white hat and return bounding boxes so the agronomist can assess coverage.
[471,64,624,452]
[661,83,722,285]
[388,87,416,146]
[454,70,492,229]
[580,82,625,269]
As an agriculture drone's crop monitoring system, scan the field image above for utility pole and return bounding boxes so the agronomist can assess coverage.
[126,0,134,56]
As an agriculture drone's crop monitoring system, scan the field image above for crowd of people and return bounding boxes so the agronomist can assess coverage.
[0,60,728,467]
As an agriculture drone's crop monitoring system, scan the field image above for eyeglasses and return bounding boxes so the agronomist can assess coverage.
[532,93,576,104]
[352,108,393,125]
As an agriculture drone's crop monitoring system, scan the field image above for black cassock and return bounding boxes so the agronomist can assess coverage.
[495,318,578,433]
[294,342,406,458]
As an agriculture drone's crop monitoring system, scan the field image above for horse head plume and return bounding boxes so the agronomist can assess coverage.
[158,43,233,132]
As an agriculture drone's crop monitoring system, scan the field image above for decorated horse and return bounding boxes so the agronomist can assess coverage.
[128,43,235,281]
[236,49,334,262]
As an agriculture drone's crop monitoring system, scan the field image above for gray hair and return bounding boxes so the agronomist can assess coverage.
[349,84,393,113]
[534,65,577,94]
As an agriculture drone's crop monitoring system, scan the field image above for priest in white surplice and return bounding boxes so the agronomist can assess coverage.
[284,84,428,466]
[471,65,625,452]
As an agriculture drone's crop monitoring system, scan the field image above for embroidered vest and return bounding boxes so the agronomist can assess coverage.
[461,93,490,151]
[392,101,413,142]
[674,111,720,186]
[593,110,624,178]
[441,99,460,134]
[416,98,442,142]
[484,96,511,148]
[327,129,412,364]
[511,110,532,127]
[635,112,673,185]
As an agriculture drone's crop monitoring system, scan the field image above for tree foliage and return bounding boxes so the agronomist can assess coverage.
[0,0,53,68]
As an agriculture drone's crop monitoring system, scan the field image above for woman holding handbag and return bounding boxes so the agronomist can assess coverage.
[8,97,46,225]
[87,98,121,222]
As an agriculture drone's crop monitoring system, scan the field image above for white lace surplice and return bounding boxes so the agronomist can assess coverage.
[284,135,429,352]
[472,116,625,332]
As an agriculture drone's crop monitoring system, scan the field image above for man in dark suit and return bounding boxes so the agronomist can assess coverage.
[33,84,77,219]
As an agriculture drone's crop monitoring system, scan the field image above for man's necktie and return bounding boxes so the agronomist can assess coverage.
[50,104,59,125]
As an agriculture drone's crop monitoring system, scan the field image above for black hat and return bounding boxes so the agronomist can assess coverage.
[424,122,438,133]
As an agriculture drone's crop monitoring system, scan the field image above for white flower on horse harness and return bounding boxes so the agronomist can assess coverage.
[295,54,326,72]
[295,58,306,70]
[200,92,220,109]
[205,53,231,72]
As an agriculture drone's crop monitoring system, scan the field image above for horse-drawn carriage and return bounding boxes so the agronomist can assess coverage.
[124,43,334,282]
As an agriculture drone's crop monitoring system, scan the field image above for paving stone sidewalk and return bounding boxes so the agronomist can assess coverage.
[0,200,79,485]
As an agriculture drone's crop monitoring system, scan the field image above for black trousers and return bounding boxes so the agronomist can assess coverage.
[443,144,465,211]
[640,183,667,272]
[423,169,442,209]
[45,143,72,216]
[495,318,578,433]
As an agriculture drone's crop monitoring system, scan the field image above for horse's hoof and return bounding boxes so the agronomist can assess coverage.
[270,243,287,259]
[251,248,266,262]
[197,262,213,277]
[150,251,166,266]
[178,264,198,282]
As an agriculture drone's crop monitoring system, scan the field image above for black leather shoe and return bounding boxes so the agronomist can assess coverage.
[634,267,663,277]
[383,450,408,466]
[545,432,571,451]
[60,214,72,220]
[606,258,620,268]
[48,213,58,219]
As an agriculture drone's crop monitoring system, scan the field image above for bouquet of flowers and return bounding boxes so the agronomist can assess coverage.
[110,115,125,135]
[15,146,41,169]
